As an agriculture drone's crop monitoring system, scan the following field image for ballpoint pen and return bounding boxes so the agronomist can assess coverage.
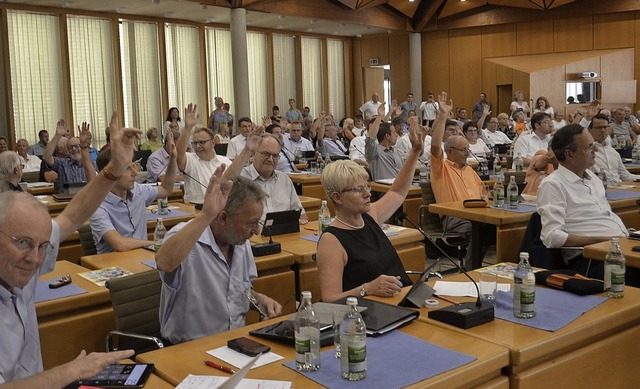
[204,360,236,374]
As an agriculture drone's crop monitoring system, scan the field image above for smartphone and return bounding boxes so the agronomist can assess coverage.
[632,246,640,252]
[227,337,271,357]
[72,364,154,388]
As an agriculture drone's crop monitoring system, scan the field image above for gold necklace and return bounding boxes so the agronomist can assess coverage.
[334,216,365,229]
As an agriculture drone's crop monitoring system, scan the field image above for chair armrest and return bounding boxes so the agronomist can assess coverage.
[106,330,164,353]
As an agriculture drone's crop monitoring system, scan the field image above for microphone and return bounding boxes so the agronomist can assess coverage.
[469,150,489,180]
[398,212,494,329]
[251,222,281,257]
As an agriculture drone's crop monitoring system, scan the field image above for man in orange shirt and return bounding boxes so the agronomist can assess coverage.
[430,91,494,269]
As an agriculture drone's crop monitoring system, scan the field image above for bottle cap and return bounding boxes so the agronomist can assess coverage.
[346,297,358,306]
[301,291,312,299]
[424,299,439,308]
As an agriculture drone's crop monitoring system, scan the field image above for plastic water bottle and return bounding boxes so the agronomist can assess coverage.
[340,297,367,381]
[318,200,331,235]
[294,147,302,163]
[507,176,519,209]
[493,178,504,208]
[324,155,332,168]
[513,252,535,318]
[493,154,502,176]
[631,145,639,163]
[158,197,169,215]
[604,238,625,299]
[294,291,320,372]
[514,153,524,172]
[153,218,166,252]
[317,155,324,172]
[419,162,430,184]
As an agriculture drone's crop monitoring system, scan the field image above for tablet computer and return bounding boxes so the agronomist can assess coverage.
[70,363,154,388]
[262,209,301,236]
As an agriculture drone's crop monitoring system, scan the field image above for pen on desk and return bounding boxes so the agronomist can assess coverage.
[204,360,236,374]
[304,226,317,232]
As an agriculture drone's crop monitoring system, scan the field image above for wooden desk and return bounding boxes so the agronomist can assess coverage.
[384,270,640,388]
[80,248,298,321]
[36,261,115,369]
[370,182,422,228]
[583,237,640,268]
[58,203,197,264]
[251,221,425,302]
[27,182,55,195]
[287,173,325,200]
[298,195,321,221]
[137,317,509,388]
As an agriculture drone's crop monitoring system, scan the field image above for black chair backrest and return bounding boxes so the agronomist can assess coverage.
[214,143,228,156]
[519,212,565,269]
[78,224,97,257]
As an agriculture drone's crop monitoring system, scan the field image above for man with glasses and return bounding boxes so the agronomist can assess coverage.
[226,116,253,160]
[588,114,640,183]
[279,120,315,173]
[156,172,283,344]
[481,116,512,148]
[42,120,97,192]
[538,124,628,279]
[430,92,492,269]
[512,111,553,168]
[89,133,178,254]
[0,112,140,386]
[177,104,233,205]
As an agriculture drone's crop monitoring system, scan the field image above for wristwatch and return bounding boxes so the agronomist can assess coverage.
[359,283,367,297]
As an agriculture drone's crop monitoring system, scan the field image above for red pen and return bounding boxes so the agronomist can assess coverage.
[204,360,236,374]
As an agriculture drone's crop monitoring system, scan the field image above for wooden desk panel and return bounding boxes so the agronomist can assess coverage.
[299,195,321,221]
[583,237,640,268]
[36,261,115,369]
[137,318,508,388]
[370,182,422,228]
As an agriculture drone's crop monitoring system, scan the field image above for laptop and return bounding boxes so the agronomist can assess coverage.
[261,209,301,236]
[53,182,86,201]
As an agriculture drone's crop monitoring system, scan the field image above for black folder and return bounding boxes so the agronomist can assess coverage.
[332,296,419,336]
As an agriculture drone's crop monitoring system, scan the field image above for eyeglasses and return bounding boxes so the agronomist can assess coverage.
[449,146,471,153]
[466,129,478,133]
[258,151,280,160]
[68,144,81,150]
[342,184,371,194]
[20,164,25,169]
[0,230,54,256]
[192,139,212,147]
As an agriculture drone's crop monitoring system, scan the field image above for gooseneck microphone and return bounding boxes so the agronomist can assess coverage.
[398,212,494,329]
[251,222,281,257]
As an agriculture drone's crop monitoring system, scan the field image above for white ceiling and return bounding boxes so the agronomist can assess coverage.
[5,0,390,37]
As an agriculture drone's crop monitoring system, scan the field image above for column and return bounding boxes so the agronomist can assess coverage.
[230,8,250,133]
[409,33,422,104]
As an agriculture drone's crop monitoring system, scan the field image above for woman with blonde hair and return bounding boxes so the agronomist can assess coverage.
[316,117,425,302]
[214,123,231,144]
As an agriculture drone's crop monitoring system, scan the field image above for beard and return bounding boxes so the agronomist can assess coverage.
[69,152,82,162]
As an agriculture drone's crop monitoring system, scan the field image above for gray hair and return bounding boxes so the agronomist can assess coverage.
[0,151,20,181]
[223,176,267,216]
[0,191,47,224]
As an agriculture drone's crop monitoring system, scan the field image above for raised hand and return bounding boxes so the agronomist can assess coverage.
[585,99,601,119]
[202,165,233,220]
[262,116,272,128]
[408,116,424,153]
[483,104,492,116]
[107,111,142,176]
[166,127,177,159]
[56,119,67,137]
[377,103,386,117]
[78,122,92,148]
[245,125,264,154]
[184,103,198,130]
[438,91,453,116]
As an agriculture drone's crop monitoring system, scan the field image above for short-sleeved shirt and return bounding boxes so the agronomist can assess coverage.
[51,156,92,186]
[226,135,246,160]
[241,165,305,223]
[364,137,402,180]
[90,183,158,254]
[18,154,42,173]
[430,152,483,203]
[285,109,303,122]
[359,101,382,119]
[28,143,46,157]
[159,222,257,344]
[399,101,417,119]
[183,152,232,204]
[0,221,60,383]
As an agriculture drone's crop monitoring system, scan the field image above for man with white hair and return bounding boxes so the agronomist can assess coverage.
[16,139,41,173]
[0,151,23,192]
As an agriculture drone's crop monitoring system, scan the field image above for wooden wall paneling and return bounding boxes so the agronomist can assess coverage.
[495,63,513,86]
[481,24,517,59]
[449,28,482,113]
[360,36,390,65]
[481,60,497,109]
[388,34,411,101]
[265,33,275,112]
[294,34,303,111]
[0,9,12,142]
[363,67,384,105]
[351,38,364,115]
[600,48,634,81]
[594,13,635,49]
[636,12,640,107]
[421,30,449,96]
[529,66,565,112]
[343,39,354,118]
[516,20,554,55]
[565,56,601,80]
[554,16,593,53]
[512,70,531,103]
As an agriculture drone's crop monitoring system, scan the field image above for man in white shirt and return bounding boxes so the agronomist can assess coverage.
[512,112,552,167]
[16,139,41,173]
[589,114,640,182]
[359,92,382,123]
[352,115,367,137]
[419,92,438,127]
[481,117,512,148]
[177,104,233,204]
[551,111,566,132]
[537,124,628,277]
[226,117,252,159]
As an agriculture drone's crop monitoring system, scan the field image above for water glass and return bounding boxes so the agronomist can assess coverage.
[479,272,497,307]
[310,162,318,175]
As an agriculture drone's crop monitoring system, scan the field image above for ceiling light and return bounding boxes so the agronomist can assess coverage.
[278,15,285,20]
[62,1,71,8]
[206,17,215,23]
[152,0,160,5]
[116,7,126,13]
[276,24,284,29]
[164,12,173,18]
[200,4,208,10]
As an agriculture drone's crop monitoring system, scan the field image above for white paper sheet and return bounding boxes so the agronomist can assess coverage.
[434,281,510,297]
[206,346,283,369]
[176,375,291,389]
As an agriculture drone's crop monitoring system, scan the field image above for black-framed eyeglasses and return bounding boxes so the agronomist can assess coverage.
[342,184,371,194]
[258,151,280,160]
[192,139,212,147]
[449,146,471,153]
[0,230,54,256]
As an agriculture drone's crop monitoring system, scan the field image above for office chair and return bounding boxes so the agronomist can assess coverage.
[105,270,165,356]
[78,224,97,256]
[419,181,470,272]
[21,171,40,183]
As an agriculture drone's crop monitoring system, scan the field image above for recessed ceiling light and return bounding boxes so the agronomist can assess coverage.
[165,12,173,18]
[62,1,71,8]
[305,28,313,32]
[206,17,215,23]
[152,0,160,5]
[116,7,126,13]
[276,24,284,29]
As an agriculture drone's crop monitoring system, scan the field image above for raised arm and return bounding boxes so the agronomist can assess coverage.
[155,167,231,272]
[176,104,198,173]
[78,122,96,182]
[430,92,453,158]
[43,119,67,167]
[315,111,327,147]
[54,112,141,241]
[370,116,424,223]
[219,124,263,181]
[477,104,491,129]
[156,129,178,198]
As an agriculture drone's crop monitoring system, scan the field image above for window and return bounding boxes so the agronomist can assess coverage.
[205,28,235,120]
[327,39,345,120]
[300,37,323,119]
[247,31,268,121]
[7,11,63,144]
[272,34,296,110]
[67,15,116,147]
[165,24,202,121]
[119,20,162,135]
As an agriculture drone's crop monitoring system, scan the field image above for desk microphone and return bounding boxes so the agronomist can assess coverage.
[398,212,494,329]
[251,223,281,257]
[469,150,489,180]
